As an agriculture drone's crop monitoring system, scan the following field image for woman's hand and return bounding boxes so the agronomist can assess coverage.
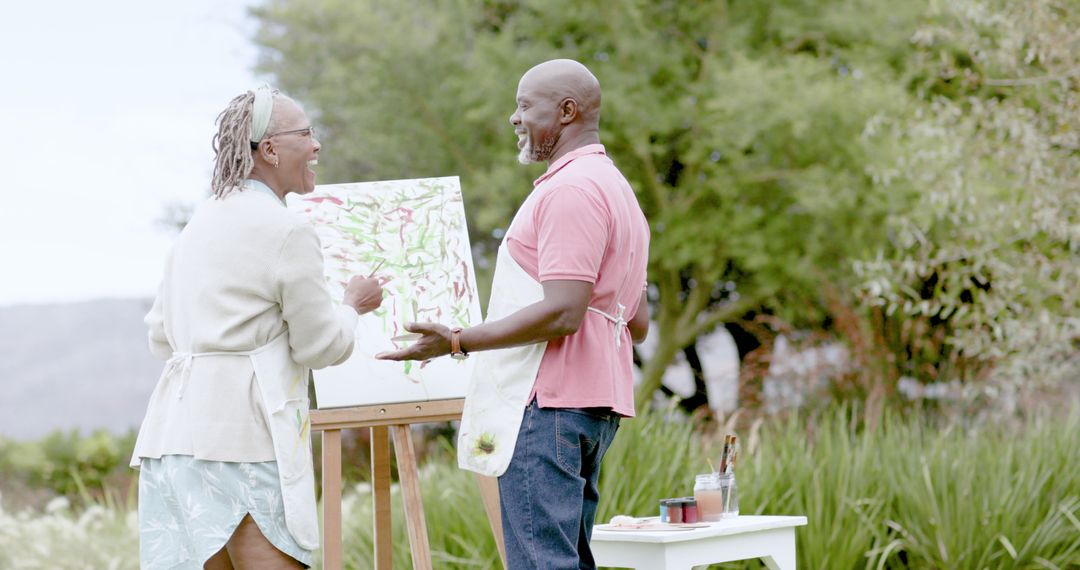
[375,322,451,361]
[343,276,384,314]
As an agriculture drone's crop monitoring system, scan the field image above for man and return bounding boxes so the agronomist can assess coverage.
[377,59,649,569]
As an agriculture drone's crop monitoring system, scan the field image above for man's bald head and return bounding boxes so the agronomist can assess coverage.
[518,59,602,125]
[510,59,603,164]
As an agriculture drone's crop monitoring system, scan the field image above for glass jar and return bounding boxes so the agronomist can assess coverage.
[693,473,723,522]
[683,498,699,523]
[668,499,684,523]
[720,473,739,518]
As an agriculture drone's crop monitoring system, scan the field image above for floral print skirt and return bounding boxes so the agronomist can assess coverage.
[138,455,313,569]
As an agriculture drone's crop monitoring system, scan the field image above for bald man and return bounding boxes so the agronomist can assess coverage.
[378,59,650,568]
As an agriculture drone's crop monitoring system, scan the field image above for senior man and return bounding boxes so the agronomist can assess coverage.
[378,59,650,569]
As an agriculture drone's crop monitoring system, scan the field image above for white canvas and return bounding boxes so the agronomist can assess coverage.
[287,176,482,408]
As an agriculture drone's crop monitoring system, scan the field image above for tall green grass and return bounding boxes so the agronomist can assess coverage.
[737,410,1080,569]
[2,407,1076,568]
[331,413,706,569]
[331,408,1080,569]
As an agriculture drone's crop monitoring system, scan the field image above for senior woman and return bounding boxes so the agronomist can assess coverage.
[130,86,382,569]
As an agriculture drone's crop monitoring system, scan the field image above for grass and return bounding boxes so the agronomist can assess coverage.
[0,485,138,569]
[1,406,1077,569]
[332,406,1080,569]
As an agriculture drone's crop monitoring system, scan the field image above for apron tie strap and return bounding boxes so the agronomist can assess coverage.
[164,353,194,400]
[161,332,289,401]
[587,303,627,349]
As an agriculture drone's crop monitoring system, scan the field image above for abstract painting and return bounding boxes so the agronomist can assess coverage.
[288,176,482,408]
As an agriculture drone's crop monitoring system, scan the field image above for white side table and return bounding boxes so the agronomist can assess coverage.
[591,515,807,570]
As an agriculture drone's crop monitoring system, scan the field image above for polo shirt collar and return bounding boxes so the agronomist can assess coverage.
[533,144,607,187]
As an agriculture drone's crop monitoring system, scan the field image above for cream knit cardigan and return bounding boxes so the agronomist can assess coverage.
[132,189,357,463]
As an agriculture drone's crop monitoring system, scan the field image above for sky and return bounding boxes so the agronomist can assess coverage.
[0,0,261,307]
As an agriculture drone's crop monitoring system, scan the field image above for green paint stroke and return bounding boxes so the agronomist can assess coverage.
[475,433,497,455]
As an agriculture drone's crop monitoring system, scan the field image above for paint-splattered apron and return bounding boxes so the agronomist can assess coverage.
[457,209,629,477]
[131,332,321,550]
[456,234,548,477]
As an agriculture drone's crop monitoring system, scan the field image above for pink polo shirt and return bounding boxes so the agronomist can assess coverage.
[506,144,649,417]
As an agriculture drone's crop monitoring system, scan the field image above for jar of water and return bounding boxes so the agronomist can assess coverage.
[693,473,723,522]
[719,473,739,518]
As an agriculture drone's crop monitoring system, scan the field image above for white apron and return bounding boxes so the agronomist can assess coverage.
[457,239,548,476]
[130,332,320,550]
[457,218,630,477]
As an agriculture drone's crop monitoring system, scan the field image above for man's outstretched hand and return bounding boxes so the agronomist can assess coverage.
[375,322,452,361]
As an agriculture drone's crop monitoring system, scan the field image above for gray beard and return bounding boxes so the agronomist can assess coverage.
[518,132,558,165]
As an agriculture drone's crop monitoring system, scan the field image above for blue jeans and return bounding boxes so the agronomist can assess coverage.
[498,400,621,569]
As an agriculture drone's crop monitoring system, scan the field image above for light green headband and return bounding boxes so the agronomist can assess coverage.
[249,85,274,143]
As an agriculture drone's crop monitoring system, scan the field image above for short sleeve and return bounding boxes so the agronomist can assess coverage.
[534,184,610,283]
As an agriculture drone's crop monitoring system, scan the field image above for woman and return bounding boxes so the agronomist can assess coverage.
[130,86,383,569]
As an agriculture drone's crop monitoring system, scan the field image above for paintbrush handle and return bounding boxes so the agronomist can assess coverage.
[718,435,732,473]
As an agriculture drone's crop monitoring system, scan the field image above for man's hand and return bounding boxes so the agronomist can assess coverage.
[375,280,593,361]
[344,276,384,315]
[375,322,451,361]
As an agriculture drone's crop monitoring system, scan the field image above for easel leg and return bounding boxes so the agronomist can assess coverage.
[322,429,343,570]
[372,425,393,569]
[391,424,433,570]
[473,474,506,569]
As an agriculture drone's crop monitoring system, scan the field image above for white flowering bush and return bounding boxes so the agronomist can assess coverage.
[854,0,1080,409]
[0,495,138,569]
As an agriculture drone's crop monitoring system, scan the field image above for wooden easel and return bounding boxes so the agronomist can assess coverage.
[311,398,506,569]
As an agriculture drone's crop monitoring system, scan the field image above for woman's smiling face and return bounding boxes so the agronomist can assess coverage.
[266,99,321,196]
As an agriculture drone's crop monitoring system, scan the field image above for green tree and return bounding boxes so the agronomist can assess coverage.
[251,0,926,408]
[251,0,1077,412]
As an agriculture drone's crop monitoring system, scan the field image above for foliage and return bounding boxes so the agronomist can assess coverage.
[3,407,1078,568]
[0,494,138,570]
[331,406,1080,569]
[248,0,1080,411]
[853,0,1080,405]
[0,430,136,501]
[328,406,708,568]
[249,0,947,408]
[743,408,1080,568]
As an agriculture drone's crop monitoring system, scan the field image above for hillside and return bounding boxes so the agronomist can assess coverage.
[0,299,162,440]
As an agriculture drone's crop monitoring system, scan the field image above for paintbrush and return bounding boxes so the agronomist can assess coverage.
[718,435,732,474]
[366,259,386,278]
[727,435,738,475]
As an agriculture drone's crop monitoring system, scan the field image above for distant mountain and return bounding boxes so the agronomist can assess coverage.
[0,299,163,440]
[0,300,751,441]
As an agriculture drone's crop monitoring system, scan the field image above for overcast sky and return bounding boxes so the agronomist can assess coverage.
[0,0,261,307]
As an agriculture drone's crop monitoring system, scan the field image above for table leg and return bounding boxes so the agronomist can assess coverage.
[322,429,342,570]
[761,528,797,570]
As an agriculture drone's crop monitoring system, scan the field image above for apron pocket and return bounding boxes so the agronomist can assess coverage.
[270,397,311,482]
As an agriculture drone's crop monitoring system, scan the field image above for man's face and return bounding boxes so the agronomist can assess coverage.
[509,75,560,165]
[268,100,321,195]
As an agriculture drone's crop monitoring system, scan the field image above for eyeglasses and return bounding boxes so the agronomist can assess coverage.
[250,126,317,149]
[267,125,316,139]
